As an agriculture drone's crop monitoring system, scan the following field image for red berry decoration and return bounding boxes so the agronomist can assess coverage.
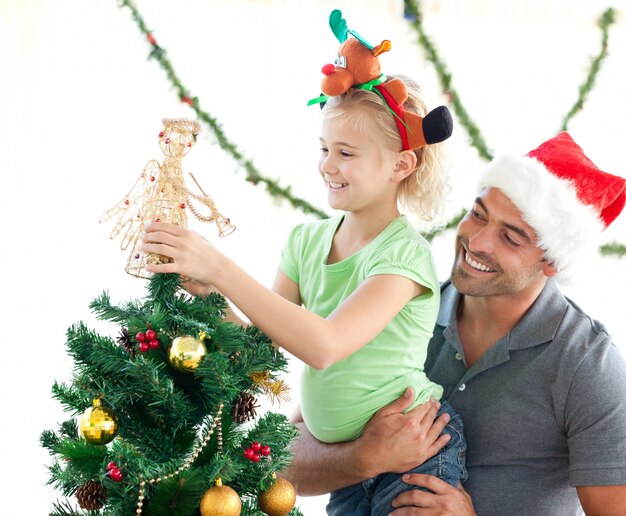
[145,329,157,341]
[147,32,157,46]
[139,342,149,353]
[136,332,146,342]
[149,339,159,349]
[108,468,123,482]
[158,131,164,138]
[244,441,271,462]
[106,461,117,472]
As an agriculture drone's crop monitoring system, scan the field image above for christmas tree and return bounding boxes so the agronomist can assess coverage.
[40,272,300,515]
[40,117,301,515]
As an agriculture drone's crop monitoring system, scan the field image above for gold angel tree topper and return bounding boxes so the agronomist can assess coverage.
[100,118,235,277]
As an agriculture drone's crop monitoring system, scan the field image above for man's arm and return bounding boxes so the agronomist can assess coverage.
[577,485,626,516]
[280,388,452,496]
[567,338,626,514]
[281,420,370,495]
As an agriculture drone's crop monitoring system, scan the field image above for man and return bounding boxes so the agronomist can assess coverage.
[283,132,626,515]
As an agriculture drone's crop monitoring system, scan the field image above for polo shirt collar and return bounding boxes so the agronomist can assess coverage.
[437,278,566,352]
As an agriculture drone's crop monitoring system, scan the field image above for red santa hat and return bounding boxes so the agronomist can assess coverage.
[479,132,625,280]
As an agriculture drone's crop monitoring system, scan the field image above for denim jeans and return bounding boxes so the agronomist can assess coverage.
[326,400,467,516]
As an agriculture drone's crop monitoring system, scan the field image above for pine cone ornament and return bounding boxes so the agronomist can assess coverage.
[76,480,107,510]
[117,328,136,357]
[232,391,259,424]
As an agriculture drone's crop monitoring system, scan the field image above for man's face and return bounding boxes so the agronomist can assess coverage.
[451,188,553,298]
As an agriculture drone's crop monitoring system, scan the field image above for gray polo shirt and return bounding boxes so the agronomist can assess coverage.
[425,279,626,515]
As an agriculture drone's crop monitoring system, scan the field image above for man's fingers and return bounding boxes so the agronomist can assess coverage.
[401,473,452,493]
[391,484,434,510]
[389,508,423,515]
[427,411,451,441]
[375,388,416,417]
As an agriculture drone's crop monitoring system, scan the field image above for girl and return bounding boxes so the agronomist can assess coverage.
[142,75,466,515]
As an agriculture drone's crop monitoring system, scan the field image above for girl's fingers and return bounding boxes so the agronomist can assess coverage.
[144,221,180,234]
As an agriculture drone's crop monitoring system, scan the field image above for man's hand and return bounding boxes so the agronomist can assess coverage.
[355,388,452,478]
[390,474,476,515]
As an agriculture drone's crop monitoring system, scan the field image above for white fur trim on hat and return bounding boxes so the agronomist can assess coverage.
[479,154,604,282]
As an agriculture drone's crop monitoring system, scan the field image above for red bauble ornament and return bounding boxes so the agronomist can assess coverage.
[149,339,159,349]
[243,449,255,460]
[136,332,146,342]
[250,453,261,463]
[145,329,157,341]
[250,442,261,452]
[106,461,117,472]
[139,342,149,353]
[260,445,271,456]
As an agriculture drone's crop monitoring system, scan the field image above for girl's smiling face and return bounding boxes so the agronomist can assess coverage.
[318,105,400,215]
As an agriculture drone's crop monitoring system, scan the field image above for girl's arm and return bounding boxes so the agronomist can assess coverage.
[180,268,301,327]
[143,222,423,369]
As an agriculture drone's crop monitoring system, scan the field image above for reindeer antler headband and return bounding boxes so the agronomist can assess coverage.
[308,9,453,151]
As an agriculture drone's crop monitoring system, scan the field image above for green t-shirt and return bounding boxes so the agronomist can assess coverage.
[280,215,443,443]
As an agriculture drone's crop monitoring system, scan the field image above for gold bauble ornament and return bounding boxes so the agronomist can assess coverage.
[258,477,296,516]
[78,399,118,445]
[199,478,241,516]
[168,335,207,372]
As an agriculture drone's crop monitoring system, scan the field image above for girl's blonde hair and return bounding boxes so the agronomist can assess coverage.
[322,75,450,225]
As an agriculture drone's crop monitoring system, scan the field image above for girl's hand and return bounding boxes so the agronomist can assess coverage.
[179,278,217,298]
[141,222,224,288]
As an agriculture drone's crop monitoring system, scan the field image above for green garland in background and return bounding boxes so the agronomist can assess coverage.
[403,0,493,162]
[117,0,328,220]
[404,0,624,257]
[117,0,624,257]
[561,8,615,131]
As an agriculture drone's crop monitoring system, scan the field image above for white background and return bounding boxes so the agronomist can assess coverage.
[2,1,626,514]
